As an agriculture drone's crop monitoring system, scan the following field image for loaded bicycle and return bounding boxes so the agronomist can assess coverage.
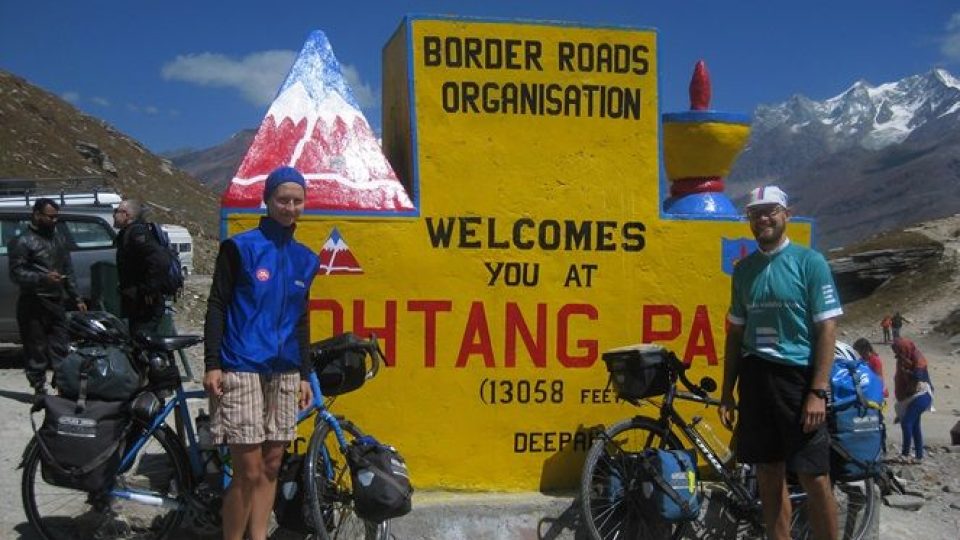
[20,311,394,540]
[579,343,878,540]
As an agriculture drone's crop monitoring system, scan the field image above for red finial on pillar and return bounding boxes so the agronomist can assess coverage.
[689,60,711,110]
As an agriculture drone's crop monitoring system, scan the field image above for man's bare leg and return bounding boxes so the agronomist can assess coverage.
[757,462,791,540]
[798,473,838,540]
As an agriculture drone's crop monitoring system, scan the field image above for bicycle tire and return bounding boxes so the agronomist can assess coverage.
[787,477,878,540]
[580,416,689,540]
[304,417,390,540]
[22,425,190,540]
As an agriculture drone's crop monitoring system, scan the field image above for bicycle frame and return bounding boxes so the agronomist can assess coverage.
[633,369,805,525]
[109,368,351,509]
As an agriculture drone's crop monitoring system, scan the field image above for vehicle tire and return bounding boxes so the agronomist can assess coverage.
[304,417,390,540]
[22,425,190,540]
[579,416,689,540]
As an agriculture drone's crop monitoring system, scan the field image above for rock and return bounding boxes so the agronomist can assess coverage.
[884,494,926,510]
[830,246,945,302]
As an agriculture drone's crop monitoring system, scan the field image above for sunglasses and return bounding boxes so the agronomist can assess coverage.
[746,205,785,219]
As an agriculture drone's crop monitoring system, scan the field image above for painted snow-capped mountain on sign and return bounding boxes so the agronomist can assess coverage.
[222,30,414,211]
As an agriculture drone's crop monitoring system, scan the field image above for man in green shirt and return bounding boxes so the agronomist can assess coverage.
[719,186,841,540]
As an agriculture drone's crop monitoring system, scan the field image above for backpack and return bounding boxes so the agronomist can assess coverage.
[345,436,413,523]
[633,448,701,522]
[30,395,130,493]
[829,358,886,481]
[146,222,185,297]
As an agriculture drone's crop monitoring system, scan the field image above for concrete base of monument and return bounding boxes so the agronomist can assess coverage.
[389,491,581,540]
[385,484,880,540]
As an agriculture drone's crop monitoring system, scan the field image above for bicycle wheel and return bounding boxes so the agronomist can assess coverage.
[22,425,191,540]
[304,417,390,540]
[580,416,688,540]
[788,477,878,540]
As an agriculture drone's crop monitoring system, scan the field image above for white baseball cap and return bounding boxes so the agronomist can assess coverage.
[746,185,788,208]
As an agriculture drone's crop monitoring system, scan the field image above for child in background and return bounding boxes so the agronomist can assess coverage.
[853,338,888,399]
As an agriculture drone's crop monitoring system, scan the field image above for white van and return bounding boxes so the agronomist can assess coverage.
[161,224,193,276]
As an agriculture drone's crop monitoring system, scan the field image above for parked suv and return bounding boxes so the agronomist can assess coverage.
[0,211,116,343]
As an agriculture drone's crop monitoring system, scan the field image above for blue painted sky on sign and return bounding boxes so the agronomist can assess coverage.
[1,1,958,153]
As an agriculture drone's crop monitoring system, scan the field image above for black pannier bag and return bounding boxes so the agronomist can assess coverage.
[56,344,143,402]
[273,452,309,533]
[311,333,369,396]
[602,344,672,399]
[30,395,130,493]
[345,436,413,523]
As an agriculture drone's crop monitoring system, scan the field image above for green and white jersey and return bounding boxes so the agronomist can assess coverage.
[727,239,843,367]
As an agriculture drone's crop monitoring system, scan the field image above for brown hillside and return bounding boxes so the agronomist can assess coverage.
[0,69,219,273]
[830,216,960,335]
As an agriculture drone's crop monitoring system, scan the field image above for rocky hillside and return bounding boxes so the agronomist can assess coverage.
[0,69,219,273]
[830,213,960,338]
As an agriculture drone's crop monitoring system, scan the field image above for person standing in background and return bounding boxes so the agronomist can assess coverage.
[880,316,892,343]
[891,311,910,340]
[892,337,934,464]
[8,198,86,394]
[114,199,169,337]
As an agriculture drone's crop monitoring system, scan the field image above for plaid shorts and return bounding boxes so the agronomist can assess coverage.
[210,371,300,445]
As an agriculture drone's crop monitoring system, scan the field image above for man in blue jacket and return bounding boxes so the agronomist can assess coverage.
[203,166,318,540]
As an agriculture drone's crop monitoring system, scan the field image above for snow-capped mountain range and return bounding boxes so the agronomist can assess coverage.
[757,68,960,149]
[729,68,960,248]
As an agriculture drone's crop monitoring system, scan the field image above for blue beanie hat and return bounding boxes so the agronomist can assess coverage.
[263,166,306,202]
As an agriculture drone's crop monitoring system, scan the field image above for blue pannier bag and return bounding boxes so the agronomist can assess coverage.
[637,448,701,522]
[829,359,885,480]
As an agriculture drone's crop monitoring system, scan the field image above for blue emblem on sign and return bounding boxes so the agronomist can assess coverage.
[721,237,758,275]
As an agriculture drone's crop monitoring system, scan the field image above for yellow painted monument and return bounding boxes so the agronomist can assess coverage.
[221,15,814,491]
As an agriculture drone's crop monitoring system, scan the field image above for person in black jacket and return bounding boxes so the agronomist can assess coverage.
[113,199,167,337]
[8,198,87,394]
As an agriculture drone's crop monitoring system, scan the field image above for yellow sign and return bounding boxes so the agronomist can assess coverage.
[225,16,813,491]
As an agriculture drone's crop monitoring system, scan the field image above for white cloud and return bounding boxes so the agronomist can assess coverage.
[161,50,296,106]
[943,12,960,62]
[161,50,380,110]
[91,96,110,107]
[341,64,378,109]
[144,106,159,115]
[61,91,80,103]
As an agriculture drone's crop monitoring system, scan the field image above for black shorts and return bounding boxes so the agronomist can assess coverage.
[734,355,830,475]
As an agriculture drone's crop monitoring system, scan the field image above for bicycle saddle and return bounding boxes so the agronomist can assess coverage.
[137,334,204,351]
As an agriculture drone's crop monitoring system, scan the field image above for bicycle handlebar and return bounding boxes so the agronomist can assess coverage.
[364,333,385,380]
[666,352,701,396]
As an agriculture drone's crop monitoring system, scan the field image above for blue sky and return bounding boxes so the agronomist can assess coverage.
[2,1,959,154]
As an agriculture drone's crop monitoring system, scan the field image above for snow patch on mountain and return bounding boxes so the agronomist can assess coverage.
[754,69,960,151]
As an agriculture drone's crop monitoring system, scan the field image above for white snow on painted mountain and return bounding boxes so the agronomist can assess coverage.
[753,68,960,151]
[224,30,413,211]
